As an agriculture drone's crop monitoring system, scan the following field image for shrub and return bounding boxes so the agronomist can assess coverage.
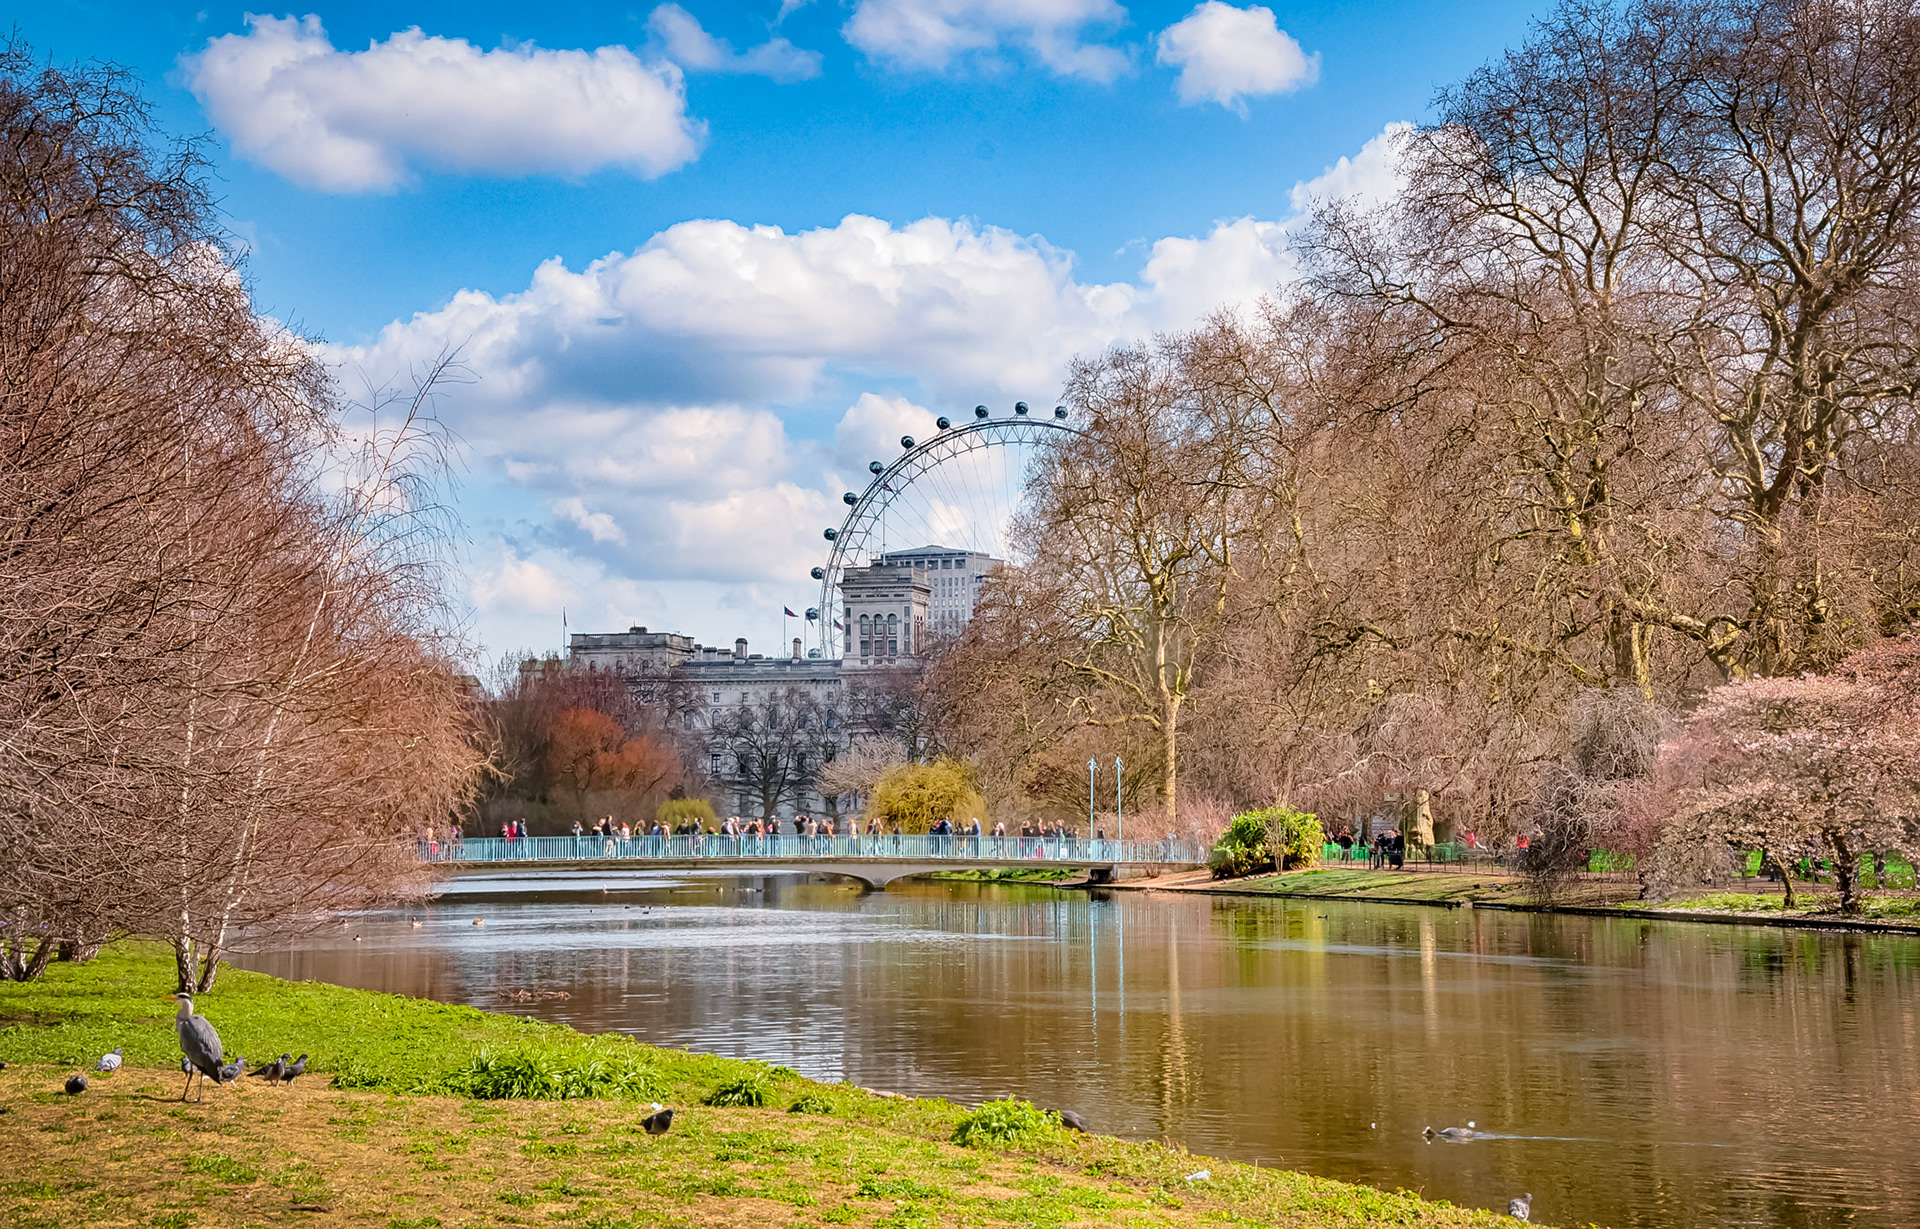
[787,1090,835,1115]
[951,1098,1060,1148]
[656,797,717,828]
[705,1070,772,1107]
[1210,805,1322,878]
[866,758,987,833]
[432,1049,660,1100]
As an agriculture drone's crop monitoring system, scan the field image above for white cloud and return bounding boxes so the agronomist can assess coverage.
[335,126,1412,656]
[648,5,822,80]
[184,15,702,191]
[844,0,1130,81]
[1155,1,1317,113]
[552,497,627,544]
[1288,121,1410,214]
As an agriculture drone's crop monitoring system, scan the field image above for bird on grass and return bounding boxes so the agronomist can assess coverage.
[173,993,224,1101]
[94,1048,122,1073]
[641,1107,674,1136]
[1423,1121,1476,1141]
[1508,1193,1532,1221]
[1057,1109,1090,1133]
[251,1054,289,1081]
[65,1073,88,1095]
[280,1054,308,1084]
[217,1056,246,1083]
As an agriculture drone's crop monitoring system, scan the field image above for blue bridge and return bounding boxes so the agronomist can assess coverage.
[429,833,1207,889]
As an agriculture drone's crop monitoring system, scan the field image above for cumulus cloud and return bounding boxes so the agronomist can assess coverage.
[184,15,702,191]
[647,4,822,80]
[335,126,1413,654]
[844,0,1130,80]
[1288,120,1411,214]
[1155,1,1317,113]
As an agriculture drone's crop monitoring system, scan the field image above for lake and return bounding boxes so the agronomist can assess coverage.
[232,871,1920,1229]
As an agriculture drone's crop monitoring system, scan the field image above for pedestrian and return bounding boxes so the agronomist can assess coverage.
[865,815,881,854]
[889,818,903,854]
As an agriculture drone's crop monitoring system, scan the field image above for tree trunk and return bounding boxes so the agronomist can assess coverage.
[1161,708,1179,826]
[173,935,197,995]
[56,938,102,963]
[195,938,223,992]
[1826,829,1860,916]
[1761,848,1796,909]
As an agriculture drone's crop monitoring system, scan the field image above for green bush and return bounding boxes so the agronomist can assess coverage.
[950,1098,1060,1148]
[656,797,716,828]
[431,1049,660,1100]
[704,1070,772,1107]
[787,1090,836,1115]
[1210,805,1322,878]
[866,758,987,833]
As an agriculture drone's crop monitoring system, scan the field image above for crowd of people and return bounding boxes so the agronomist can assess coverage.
[422,814,1141,861]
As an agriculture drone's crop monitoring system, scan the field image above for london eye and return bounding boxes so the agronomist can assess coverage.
[807,401,1081,658]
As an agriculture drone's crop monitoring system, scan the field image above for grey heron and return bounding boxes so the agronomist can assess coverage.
[1508,1193,1532,1220]
[280,1054,307,1083]
[1056,1109,1090,1133]
[94,1047,122,1073]
[173,993,224,1101]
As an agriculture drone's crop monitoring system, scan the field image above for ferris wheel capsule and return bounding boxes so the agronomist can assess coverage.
[1015,401,1029,415]
[843,492,859,505]
[824,528,837,541]
[810,567,824,580]
[869,460,884,474]
[974,404,990,418]
[900,435,915,449]
[1054,406,1069,419]
[936,416,951,430]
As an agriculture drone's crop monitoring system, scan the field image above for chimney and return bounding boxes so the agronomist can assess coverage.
[792,637,802,660]
[733,637,748,661]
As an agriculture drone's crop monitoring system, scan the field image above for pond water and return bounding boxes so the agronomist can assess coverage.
[231,872,1920,1229]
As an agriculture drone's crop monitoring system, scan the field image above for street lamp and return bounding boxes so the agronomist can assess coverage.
[1087,758,1096,833]
[1115,756,1123,849]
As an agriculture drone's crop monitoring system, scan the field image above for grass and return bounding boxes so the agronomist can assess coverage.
[0,943,1523,1229]
[1652,890,1920,922]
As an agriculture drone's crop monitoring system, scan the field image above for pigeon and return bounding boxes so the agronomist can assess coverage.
[94,1047,123,1073]
[1508,1193,1532,1221]
[180,1055,193,1075]
[1057,1109,1091,1133]
[279,1054,308,1084]
[216,1056,245,1083]
[641,1107,675,1136]
[65,1073,88,1095]
[251,1053,289,1081]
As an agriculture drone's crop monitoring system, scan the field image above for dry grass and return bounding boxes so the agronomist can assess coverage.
[0,1065,1517,1229]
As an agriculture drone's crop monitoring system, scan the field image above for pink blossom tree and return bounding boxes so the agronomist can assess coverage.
[1649,637,1920,913]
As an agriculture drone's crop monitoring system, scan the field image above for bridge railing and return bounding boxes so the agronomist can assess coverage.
[422,833,1208,866]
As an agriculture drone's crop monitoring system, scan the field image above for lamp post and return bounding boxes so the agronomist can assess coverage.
[1114,756,1123,850]
[1087,758,1097,834]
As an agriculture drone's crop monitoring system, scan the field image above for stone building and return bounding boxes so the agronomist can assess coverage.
[565,545,999,820]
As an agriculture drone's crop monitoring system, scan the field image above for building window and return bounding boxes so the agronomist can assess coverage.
[710,754,722,775]
[682,711,694,729]
[886,613,898,656]
[825,708,837,729]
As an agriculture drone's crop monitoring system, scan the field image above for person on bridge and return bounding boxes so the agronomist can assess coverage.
[864,816,881,855]
[967,818,982,856]
[991,821,1007,857]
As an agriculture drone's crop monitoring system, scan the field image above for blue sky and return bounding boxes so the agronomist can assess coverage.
[19,0,1539,664]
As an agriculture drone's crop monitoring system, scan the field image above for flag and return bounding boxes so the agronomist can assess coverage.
[805,610,817,621]
[783,606,798,617]
[834,620,844,630]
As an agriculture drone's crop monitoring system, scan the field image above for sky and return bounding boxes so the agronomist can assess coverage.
[16,0,1542,666]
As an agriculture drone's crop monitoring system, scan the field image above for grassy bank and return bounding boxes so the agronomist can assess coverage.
[1158,868,1920,931]
[0,945,1516,1229]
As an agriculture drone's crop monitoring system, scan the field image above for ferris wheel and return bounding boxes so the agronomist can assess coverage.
[806,401,1081,658]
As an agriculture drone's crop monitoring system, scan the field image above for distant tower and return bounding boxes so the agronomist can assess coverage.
[840,561,930,669]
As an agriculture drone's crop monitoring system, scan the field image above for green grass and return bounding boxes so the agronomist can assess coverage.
[0,943,1521,1229]
[925,868,1073,883]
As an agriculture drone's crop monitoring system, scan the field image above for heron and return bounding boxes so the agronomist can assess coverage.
[173,993,224,1101]
[251,1053,289,1081]
[1508,1193,1532,1221]
[280,1054,308,1084]
[1056,1109,1090,1133]
[65,1073,88,1095]
[94,1047,123,1073]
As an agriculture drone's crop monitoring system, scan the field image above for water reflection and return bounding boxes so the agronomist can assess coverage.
[232,872,1920,1229]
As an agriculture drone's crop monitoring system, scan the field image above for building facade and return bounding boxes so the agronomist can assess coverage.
[565,545,998,820]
